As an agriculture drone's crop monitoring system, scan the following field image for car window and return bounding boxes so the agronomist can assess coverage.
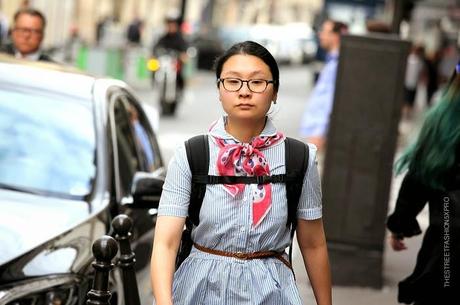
[0,87,96,198]
[122,96,162,172]
[112,97,142,198]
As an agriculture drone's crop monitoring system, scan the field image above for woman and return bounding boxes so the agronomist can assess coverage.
[150,41,332,305]
[387,62,460,305]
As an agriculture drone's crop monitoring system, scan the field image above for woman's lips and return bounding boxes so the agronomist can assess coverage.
[236,103,254,109]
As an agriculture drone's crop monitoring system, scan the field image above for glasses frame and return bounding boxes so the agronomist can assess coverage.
[13,27,43,36]
[217,78,275,93]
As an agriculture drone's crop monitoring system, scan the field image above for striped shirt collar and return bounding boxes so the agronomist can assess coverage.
[208,116,278,143]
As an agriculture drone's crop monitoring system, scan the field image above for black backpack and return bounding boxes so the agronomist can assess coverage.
[176,135,309,268]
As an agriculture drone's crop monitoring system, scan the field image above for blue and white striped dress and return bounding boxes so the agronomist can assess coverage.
[156,116,322,305]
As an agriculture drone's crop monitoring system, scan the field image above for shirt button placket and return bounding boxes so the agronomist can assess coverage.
[239,187,251,249]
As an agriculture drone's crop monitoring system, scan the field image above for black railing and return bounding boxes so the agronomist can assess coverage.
[87,215,142,305]
[86,235,119,305]
[113,215,141,305]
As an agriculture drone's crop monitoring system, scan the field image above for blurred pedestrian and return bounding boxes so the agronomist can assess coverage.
[0,8,53,61]
[20,0,30,9]
[299,19,348,152]
[387,61,460,305]
[127,17,144,45]
[152,14,189,99]
[150,41,332,305]
[402,45,425,119]
[153,14,188,63]
[63,25,84,63]
[0,9,8,47]
[423,50,440,106]
[438,43,459,88]
[95,16,109,46]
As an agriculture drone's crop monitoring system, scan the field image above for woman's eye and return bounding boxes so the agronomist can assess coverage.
[227,79,240,84]
[251,80,264,85]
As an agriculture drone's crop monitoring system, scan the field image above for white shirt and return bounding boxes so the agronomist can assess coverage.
[15,50,41,61]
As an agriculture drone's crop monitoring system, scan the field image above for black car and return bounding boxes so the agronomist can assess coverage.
[189,30,224,70]
[0,55,164,305]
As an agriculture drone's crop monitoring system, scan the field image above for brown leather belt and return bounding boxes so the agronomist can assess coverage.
[193,243,292,270]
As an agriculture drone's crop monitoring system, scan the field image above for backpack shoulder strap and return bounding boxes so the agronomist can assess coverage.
[185,135,209,226]
[284,137,309,231]
[285,137,309,265]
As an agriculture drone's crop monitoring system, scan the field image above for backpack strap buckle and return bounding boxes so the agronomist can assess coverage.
[208,175,219,184]
[270,174,285,183]
[256,175,269,184]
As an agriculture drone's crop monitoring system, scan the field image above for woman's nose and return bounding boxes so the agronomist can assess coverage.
[239,82,252,96]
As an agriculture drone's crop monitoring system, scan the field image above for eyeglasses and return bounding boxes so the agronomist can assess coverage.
[217,78,275,93]
[13,27,43,36]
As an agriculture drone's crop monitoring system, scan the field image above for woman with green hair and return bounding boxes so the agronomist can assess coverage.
[387,62,460,305]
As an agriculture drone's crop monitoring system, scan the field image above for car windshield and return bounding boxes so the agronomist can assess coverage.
[0,87,96,198]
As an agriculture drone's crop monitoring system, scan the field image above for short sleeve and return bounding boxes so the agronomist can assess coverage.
[157,144,191,218]
[297,143,322,220]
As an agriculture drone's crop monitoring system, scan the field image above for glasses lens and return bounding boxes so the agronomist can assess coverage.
[223,79,242,91]
[248,80,267,93]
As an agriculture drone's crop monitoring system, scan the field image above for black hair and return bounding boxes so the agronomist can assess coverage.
[214,41,280,92]
[165,17,180,24]
[331,20,348,34]
[14,8,46,29]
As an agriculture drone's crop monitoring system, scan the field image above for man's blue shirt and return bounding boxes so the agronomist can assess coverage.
[300,52,339,137]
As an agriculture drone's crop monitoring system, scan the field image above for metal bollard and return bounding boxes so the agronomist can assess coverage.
[87,235,119,305]
[112,215,141,305]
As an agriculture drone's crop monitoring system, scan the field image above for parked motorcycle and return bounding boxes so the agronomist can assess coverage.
[149,48,183,116]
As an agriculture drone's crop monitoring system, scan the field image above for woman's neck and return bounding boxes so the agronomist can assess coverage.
[225,116,267,143]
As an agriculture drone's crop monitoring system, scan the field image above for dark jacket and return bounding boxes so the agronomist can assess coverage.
[0,43,54,62]
[387,164,460,304]
[153,32,187,54]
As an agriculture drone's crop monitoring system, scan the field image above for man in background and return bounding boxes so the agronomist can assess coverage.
[0,8,8,47]
[299,19,348,151]
[153,15,188,62]
[0,8,53,62]
[127,17,144,45]
[152,15,188,99]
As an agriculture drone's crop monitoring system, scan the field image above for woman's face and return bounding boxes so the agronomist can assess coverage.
[218,54,277,122]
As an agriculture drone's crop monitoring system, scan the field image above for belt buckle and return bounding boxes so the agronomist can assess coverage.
[234,251,247,260]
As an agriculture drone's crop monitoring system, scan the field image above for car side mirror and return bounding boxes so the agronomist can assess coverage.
[130,170,165,209]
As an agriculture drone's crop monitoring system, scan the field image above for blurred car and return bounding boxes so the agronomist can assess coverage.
[0,55,165,305]
[216,24,317,65]
[249,23,318,65]
[189,30,225,70]
[218,26,252,50]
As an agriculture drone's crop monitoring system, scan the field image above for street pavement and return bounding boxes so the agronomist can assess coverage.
[133,65,428,305]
